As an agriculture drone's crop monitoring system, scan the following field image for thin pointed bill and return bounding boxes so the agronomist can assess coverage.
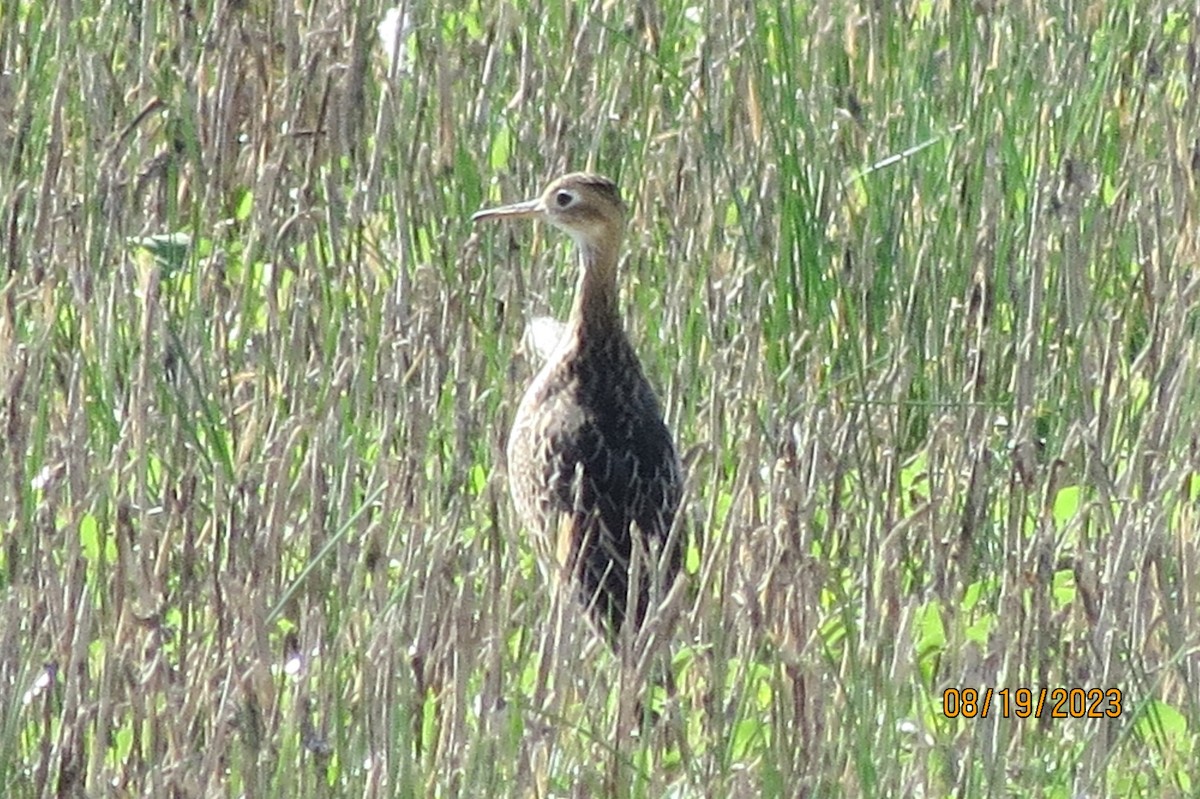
[471,197,545,223]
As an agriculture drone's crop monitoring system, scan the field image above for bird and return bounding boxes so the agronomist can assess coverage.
[472,172,683,650]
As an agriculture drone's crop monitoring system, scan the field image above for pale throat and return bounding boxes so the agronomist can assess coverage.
[567,237,622,338]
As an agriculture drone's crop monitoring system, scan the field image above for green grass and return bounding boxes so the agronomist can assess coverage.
[3,0,1200,795]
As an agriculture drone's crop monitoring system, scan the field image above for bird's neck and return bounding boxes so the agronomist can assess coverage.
[567,240,622,340]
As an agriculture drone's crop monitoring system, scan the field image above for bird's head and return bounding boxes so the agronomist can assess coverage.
[472,172,625,252]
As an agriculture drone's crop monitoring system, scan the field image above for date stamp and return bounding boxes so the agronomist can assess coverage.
[943,687,1122,719]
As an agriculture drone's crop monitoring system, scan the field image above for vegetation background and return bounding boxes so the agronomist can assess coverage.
[2,0,1199,796]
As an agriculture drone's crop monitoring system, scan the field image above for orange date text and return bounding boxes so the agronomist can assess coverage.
[942,687,1122,719]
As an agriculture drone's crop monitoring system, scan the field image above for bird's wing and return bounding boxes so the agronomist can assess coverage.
[545,408,682,637]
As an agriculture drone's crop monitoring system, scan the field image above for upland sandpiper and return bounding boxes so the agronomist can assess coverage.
[473,173,683,649]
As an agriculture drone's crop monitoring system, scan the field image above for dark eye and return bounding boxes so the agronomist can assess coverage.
[554,190,574,208]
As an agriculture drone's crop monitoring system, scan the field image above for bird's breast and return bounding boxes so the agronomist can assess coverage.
[506,353,678,523]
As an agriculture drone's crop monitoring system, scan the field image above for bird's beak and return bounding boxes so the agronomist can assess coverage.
[471,196,545,223]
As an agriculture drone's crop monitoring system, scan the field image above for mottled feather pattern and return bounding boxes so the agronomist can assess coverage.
[508,326,682,642]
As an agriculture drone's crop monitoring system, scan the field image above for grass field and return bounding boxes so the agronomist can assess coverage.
[3,0,1200,796]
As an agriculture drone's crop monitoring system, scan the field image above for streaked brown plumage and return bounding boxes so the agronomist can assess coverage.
[473,173,682,648]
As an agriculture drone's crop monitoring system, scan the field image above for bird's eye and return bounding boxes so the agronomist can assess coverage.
[554,190,575,208]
